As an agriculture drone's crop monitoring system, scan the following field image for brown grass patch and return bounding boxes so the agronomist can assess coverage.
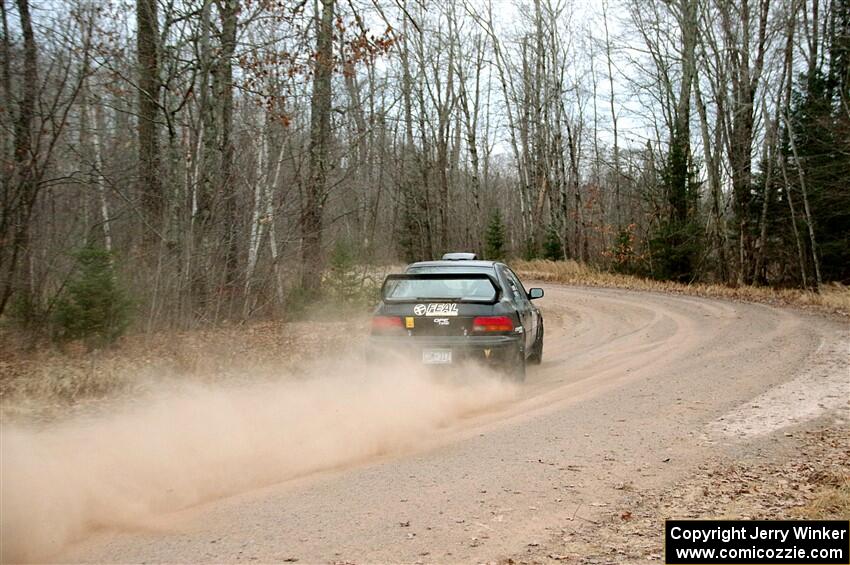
[794,470,850,519]
[0,318,368,420]
[513,259,850,316]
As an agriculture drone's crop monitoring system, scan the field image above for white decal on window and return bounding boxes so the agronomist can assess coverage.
[413,303,459,316]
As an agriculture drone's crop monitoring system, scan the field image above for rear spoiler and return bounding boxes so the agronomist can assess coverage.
[381,273,501,304]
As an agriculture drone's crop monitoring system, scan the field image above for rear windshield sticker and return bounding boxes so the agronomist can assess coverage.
[413,303,459,316]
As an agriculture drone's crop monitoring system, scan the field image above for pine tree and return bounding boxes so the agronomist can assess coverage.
[542,225,563,260]
[485,210,506,260]
[325,239,360,302]
[53,247,132,348]
[648,143,703,283]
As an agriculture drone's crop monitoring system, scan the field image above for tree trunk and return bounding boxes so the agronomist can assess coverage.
[603,0,622,231]
[0,0,38,316]
[92,99,113,253]
[218,0,238,293]
[301,0,334,290]
[457,35,485,254]
[719,0,771,284]
[694,78,728,282]
[784,112,823,290]
[1,0,12,175]
[136,0,162,240]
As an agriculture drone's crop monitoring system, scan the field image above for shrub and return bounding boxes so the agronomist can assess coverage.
[609,224,640,274]
[325,239,362,303]
[326,240,381,308]
[287,239,381,321]
[52,247,132,348]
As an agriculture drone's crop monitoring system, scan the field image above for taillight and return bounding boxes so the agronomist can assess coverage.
[371,316,404,334]
[472,315,514,332]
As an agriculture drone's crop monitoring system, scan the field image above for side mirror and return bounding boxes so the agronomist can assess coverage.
[528,288,544,300]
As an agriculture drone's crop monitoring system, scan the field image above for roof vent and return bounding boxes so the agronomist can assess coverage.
[441,252,478,261]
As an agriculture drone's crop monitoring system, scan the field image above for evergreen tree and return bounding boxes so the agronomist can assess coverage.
[325,239,359,301]
[485,210,506,260]
[53,247,132,348]
[542,225,564,260]
[648,138,703,283]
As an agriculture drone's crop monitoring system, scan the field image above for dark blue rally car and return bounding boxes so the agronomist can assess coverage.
[367,254,544,380]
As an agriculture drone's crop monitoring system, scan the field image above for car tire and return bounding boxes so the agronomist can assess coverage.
[528,326,543,365]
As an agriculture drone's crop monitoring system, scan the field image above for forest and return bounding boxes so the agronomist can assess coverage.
[1,0,848,332]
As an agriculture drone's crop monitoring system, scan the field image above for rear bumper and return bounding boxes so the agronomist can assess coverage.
[366,334,522,366]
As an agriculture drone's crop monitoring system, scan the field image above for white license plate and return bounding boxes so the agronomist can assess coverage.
[422,349,452,364]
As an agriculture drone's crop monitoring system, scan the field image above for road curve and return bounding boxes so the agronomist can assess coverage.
[29,285,850,562]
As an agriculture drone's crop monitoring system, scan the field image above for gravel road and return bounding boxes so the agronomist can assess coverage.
[16,285,850,563]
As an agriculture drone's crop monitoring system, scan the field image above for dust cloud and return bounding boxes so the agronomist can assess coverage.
[0,358,517,562]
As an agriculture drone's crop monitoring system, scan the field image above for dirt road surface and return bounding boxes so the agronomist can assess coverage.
[4,284,848,563]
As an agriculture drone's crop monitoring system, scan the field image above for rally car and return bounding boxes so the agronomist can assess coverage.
[367,255,544,380]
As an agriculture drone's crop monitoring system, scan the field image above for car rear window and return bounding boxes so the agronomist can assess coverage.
[383,277,497,301]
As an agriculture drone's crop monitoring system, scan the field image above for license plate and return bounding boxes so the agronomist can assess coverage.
[422,349,452,364]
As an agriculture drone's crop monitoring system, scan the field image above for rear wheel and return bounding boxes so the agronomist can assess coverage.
[528,326,543,365]
[503,346,526,382]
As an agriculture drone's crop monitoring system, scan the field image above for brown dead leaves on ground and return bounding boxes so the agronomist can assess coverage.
[509,426,850,565]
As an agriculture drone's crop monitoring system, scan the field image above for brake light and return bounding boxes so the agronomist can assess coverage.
[371,316,404,333]
[472,315,514,332]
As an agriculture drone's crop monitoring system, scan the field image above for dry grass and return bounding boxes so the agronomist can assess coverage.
[0,317,368,420]
[513,259,850,316]
[794,471,850,519]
